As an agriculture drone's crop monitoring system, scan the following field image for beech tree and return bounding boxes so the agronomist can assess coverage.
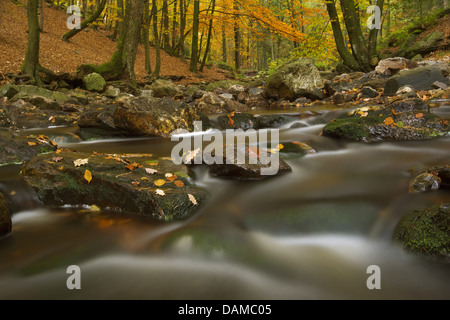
[326,0,384,72]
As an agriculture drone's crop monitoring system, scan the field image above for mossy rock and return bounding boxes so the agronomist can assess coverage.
[322,99,449,143]
[21,150,208,221]
[393,203,450,260]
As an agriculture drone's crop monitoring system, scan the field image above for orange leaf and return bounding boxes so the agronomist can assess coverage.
[248,146,260,159]
[391,109,398,116]
[174,180,184,187]
[28,142,37,146]
[384,117,394,126]
[415,113,424,119]
[166,174,177,182]
[126,162,140,171]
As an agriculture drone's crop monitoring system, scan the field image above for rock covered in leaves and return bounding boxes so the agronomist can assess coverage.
[265,58,324,101]
[0,130,57,165]
[113,96,211,137]
[208,145,292,180]
[21,151,208,221]
[0,193,11,238]
[393,203,450,260]
[322,98,449,143]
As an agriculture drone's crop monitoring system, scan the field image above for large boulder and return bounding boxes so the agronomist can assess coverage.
[77,104,121,140]
[9,85,69,105]
[195,92,250,115]
[375,57,418,76]
[322,99,449,143]
[83,73,107,93]
[265,58,324,101]
[113,96,210,137]
[404,31,446,59]
[0,83,19,100]
[22,151,208,221]
[0,193,11,238]
[393,203,450,260]
[148,79,182,98]
[384,65,450,96]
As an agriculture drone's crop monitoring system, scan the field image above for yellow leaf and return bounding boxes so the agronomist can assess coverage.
[154,179,166,186]
[84,169,92,184]
[28,142,36,146]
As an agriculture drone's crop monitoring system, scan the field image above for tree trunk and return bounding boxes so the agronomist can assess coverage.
[93,0,144,86]
[152,0,161,77]
[162,0,171,51]
[144,0,152,74]
[189,0,200,73]
[22,0,41,83]
[178,0,186,61]
[199,0,215,72]
[222,22,227,63]
[39,0,44,32]
[233,1,240,71]
[62,0,107,41]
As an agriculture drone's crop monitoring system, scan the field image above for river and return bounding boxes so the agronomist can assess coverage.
[0,102,449,299]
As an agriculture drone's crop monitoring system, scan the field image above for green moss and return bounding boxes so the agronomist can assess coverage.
[323,116,383,141]
[393,203,450,258]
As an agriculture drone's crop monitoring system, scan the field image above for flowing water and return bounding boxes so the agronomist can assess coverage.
[0,102,449,300]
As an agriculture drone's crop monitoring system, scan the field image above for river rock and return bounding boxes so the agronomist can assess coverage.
[77,104,121,140]
[195,92,250,115]
[0,193,11,238]
[217,113,296,130]
[404,31,445,59]
[208,145,292,180]
[83,73,106,93]
[322,98,449,143]
[0,83,19,100]
[0,130,57,165]
[375,57,418,76]
[393,203,450,260]
[384,65,450,96]
[148,79,182,98]
[265,58,323,101]
[113,96,210,137]
[409,166,450,192]
[9,85,70,105]
[22,151,208,221]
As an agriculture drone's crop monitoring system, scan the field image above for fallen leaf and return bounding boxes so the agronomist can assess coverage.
[154,179,166,186]
[90,205,101,212]
[155,189,166,196]
[84,169,92,183]
[52,156,63,162]
[131,181,140,186]
[184,148,201,163]
[416,113,424,119]
[27,142,36,146]
[277,144,284,150]
[145,168,158,174]
[391,109,398,116]
[188,194,198,205]
[174,180,184,187]
[384,117,394,126]
[126,162,140,171]
[166,174,177,182]
[74,158,89,167]
[165,173,173,178]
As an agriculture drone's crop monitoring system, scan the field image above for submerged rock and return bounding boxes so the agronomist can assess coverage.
[393,203,450,260]
[409,166,450,192]
[322,99,449,143]
[22,151,208,221]
[0,193,11,238]
[217,112,296,130]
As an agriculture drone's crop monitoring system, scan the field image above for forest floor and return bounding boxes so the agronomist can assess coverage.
[0,0,228,86]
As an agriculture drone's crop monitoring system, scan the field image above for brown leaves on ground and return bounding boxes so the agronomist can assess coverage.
[0,1,227,85]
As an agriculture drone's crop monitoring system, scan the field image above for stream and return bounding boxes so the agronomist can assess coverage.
[0,102,449,300]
